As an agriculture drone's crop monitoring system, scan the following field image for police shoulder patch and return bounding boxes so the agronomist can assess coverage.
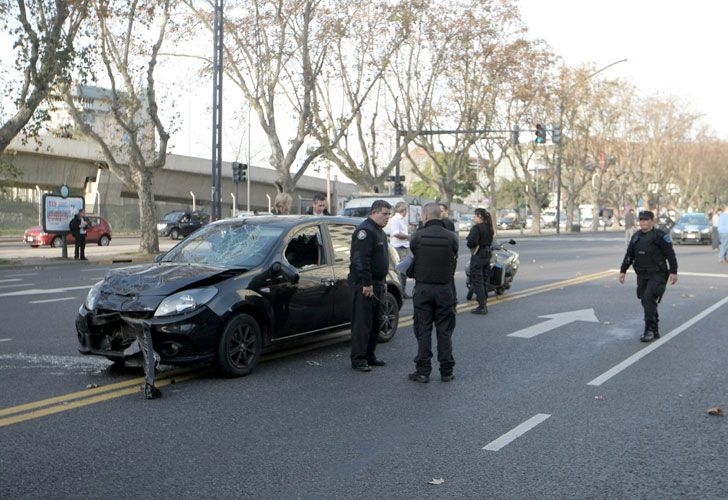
[357,229,367,240]
[662,233,672,243]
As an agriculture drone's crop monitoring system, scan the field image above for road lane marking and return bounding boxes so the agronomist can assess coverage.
[29,297,78,304]
[0,278,22,283]
[0,285,92,297]
[81,268,110,272]
[0,283,34,289]
[588,295,728,386]
[0,270,614,427]
[3,273,37,277]
[608,269,728,279]
[507,308,599,338]
[0,338,11,343]
[483,413,551,451]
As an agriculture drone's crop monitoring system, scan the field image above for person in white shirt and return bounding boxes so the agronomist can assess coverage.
[388,202,411,298]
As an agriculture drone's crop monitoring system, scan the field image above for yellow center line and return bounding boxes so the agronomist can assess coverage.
[0,269,614,427]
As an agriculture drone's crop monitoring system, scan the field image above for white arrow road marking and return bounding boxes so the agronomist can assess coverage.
[29,297,79,304]
[0,285,92,297]
[588,295,728,386]
[483,414,551,451]
[508,308,600,338]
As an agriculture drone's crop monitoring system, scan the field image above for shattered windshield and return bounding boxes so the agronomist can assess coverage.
[161,221,283,268]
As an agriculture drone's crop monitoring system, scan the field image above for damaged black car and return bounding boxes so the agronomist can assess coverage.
[76,216,403,376]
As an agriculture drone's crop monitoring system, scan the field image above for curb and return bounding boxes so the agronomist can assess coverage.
[0,254,158,269]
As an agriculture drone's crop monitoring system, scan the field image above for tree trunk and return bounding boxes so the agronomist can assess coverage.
[529,199,542,235]
[134,169,159,254]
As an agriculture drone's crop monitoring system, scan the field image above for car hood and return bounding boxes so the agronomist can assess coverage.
[25,226,43,234]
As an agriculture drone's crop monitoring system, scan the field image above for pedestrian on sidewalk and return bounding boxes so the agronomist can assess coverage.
[407,203,458,383]
[388,202,411,298]
[619,210,678,342]
[69,209,89,260]
[624,208,635,244]
[718,207,728,263]
[711,208,722,251]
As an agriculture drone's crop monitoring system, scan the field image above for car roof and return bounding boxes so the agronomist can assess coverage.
[212,215,364,228]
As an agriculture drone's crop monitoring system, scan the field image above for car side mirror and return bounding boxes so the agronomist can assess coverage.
[270,261,299,284]
[508,239,516,245]
[154,254,164,263]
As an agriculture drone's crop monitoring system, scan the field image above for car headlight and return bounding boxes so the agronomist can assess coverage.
[154,287,218,317]
[701,228,710,234]
[84,281,104,310]
[672,228,682,234]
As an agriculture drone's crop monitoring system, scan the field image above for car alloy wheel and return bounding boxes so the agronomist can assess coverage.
[98,235,110,246]
[51,236,63,248]
[377,291,399,343]
[170,228,179,240]
[217,313,262,376]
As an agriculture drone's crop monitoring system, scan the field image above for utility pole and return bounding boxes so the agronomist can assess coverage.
[210,0,224,220]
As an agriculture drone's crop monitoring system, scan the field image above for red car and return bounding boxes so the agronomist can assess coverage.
[24,215,113,248]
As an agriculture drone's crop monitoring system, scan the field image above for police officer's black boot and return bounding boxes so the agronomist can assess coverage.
[640,323,655,343]
[472,301,487,315]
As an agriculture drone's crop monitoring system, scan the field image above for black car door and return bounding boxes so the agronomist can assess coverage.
[326,222,357,326]
[269,224,336,339]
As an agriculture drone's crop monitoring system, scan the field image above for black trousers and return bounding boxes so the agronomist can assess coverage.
[74,233,86,259]
[412,283,456,376]
[469,254,490,303]
[350,283,384,366]
[636,271,668,329]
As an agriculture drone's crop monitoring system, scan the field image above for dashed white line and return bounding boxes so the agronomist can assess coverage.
[483,413,551,451]
[0,338,11,343]
[0,278,22,283]
[0,285,92,297]
[0,283,34,289]
[29,297,79,304]
[588,295,728,386]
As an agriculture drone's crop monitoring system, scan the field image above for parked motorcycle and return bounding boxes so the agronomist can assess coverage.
[465,239,519,299]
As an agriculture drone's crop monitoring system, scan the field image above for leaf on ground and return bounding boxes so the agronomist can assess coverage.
[681,293,695,298]
[428,478,445,485]
[707,407,725,416]
[85,383,99,389]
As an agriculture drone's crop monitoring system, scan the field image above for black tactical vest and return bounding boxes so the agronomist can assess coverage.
[633,230,667,273]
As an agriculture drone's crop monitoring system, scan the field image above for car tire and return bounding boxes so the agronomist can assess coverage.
[495,287,506,296]
[51,236,63,248]
[30,245,39,248]
[217,313,262,377]
[377,291,399,343]
[98,235,110,246]
[170,228,179,240]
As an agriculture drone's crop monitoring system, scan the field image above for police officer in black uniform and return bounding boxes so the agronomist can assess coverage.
[407,203,459,383]
[466,208,494,315]
[619,210,678,342]
[348,200,392,372]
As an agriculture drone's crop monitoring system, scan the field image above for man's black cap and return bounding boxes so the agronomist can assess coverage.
[638,210,654,220]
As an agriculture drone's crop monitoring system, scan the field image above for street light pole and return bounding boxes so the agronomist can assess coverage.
[555,58,627,234]
[211,0,224,220]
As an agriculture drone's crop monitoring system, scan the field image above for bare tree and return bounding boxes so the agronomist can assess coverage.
[63,0,173,254]
[0,0,88,153]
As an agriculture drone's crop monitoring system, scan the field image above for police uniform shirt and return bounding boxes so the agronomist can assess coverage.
[620,228,678,274]
[348,217,389,286]
[466,222,493,258]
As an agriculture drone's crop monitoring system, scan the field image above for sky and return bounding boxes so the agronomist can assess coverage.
[518,0,728,139]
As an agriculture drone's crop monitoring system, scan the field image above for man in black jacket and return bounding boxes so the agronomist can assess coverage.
[348,200,392,372]
[68,208,89,260]
[407,203,459,383]
[466,208,494,314]
[438,203,456,232]
[619,210,678,342]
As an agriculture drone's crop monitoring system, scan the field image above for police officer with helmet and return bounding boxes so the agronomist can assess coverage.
[348,200,392,372]
[619,210,678,342]
[407,203,458,383]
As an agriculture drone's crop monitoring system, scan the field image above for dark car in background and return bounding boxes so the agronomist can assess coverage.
[157,210,209,240]
[77,216,403,376]
[23,215,113,248]
[670,212,711,244]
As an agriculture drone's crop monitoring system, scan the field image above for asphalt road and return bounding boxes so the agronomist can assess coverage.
[1,233,727,498]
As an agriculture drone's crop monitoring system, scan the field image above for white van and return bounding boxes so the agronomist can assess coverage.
[343,195,423,225]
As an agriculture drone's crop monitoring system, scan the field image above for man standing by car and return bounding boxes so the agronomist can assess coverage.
[388,202,411,298]
[624,208,636,244]
[69,208,89,260]
[306,192,330,215]
[407,203,458,383]
[348,200,392,372]
[619,210,678,342]
[467,208,494,315]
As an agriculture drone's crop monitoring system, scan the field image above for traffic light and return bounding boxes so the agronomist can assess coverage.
[534,123,546,144]
[394,182,403,195]
[551,124,561,144]
[231,162,248,183]
[511,125,520,145]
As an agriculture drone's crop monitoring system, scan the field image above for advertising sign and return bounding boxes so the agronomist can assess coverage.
[43,194,84,233]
